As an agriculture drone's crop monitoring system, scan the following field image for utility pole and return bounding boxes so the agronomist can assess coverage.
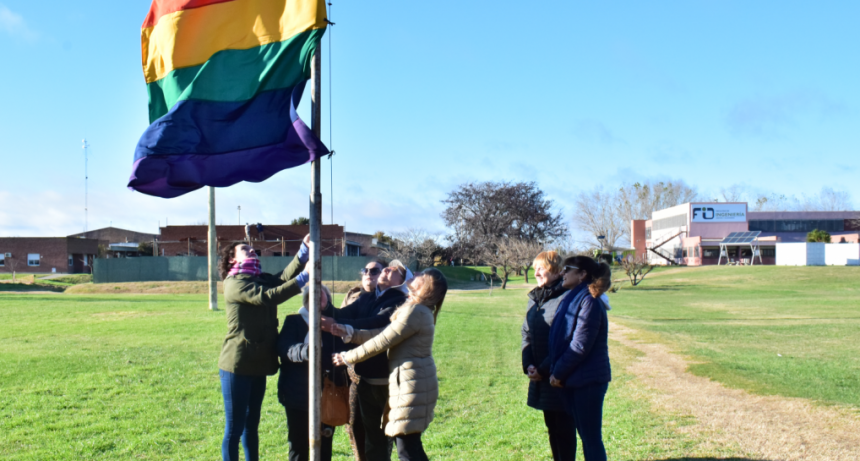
[82,139,90,233]
[308,47,323,461]
[207,187,219,311]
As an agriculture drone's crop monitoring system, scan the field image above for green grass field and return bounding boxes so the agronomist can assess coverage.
[611,266,860,407]
[1,265,858,460]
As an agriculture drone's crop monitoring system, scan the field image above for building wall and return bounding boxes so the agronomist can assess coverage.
[158,224,345,257]
[631,220,647,260]
[0,237,99,274]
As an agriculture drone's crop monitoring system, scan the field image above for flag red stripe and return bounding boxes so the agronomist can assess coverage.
[141,0,236,29]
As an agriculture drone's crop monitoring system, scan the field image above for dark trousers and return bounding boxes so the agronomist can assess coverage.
[543,410,576,461]
[395,433,428,461]
[561,382,609,461]
[346,381,368,461]
[284,407,335,461]
[219,369,266,461]
[356,380,393,461]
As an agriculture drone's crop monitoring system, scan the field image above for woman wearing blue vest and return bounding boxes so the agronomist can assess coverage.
[548,255,612,461]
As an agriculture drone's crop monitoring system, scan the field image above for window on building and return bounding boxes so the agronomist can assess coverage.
[750,219,845,233]
[695,247,700,257]
[702,248,720,259]
[682,248,688,257]
[28,253,40,266]
[254,249,262,257]
[645,227,652,239]
[0,254,4,267]
[761,248,776,257]
[273,252,282,257]
[68,255,73,266]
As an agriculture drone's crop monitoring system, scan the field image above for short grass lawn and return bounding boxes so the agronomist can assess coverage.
[0,287,735,460]
[611,265,860,407]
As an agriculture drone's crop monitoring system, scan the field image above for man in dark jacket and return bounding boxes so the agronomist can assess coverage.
[325,260,410,461]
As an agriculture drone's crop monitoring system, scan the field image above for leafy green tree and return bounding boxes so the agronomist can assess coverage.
[290,217,310,226]
[806,229,831,243]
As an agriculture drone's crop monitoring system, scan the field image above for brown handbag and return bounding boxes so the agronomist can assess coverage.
[321,373,349,426]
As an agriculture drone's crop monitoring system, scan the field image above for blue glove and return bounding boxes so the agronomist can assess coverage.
[297,243,309,264]
[295,271,309,288]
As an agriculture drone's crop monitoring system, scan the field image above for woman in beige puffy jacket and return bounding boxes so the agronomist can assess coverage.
[333,268,448,461]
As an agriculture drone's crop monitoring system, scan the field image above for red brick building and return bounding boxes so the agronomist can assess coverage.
[157,224,346,257]
[0,237,99,274]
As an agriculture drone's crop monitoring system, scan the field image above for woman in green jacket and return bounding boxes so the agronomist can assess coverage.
[217,236,310,461]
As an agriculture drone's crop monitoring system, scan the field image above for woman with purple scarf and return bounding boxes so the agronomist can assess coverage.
[216,235,311,461]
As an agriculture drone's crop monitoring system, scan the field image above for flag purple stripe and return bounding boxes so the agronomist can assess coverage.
[129,83,328,198]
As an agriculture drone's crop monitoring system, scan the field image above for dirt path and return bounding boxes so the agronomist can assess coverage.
[610,321,860,461]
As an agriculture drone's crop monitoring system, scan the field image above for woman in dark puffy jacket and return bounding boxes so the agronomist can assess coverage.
[549,255,612,461]
[521,251,575,461]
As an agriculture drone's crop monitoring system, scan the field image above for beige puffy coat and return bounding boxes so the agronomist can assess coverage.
[342,303,438,437]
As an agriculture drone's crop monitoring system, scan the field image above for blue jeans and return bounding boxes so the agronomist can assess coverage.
[561,382,608,461]
[220,369,267,461]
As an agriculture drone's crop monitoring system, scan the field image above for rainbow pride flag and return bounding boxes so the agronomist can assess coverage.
[128,0,329,198]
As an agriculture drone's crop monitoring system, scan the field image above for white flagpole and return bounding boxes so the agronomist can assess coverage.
[207,186,219,311]
[308,47,323,461]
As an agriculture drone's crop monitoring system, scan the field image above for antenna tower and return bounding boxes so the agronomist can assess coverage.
[82,139,90,233]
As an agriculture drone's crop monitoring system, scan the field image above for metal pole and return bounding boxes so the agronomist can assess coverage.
[308,47,323,461]
[208,187,219,311]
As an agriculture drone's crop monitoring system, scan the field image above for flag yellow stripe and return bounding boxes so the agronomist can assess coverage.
[142,0,326,84]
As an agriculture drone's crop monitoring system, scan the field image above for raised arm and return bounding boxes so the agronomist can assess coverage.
[233,276,303,308]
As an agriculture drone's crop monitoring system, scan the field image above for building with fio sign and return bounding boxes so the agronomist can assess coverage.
[631,202,860,266]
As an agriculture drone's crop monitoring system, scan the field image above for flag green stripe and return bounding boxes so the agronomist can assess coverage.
[147,28,323,123]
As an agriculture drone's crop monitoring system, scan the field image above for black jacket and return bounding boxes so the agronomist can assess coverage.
[333,287,407,380]
[521,279,569,411]
[276,304,347,409]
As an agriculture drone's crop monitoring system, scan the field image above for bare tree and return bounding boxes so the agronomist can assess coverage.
[380,228,442,271]
[752,187,853,212]
[512,239,545,284]
[3,255,20,282]
[616,180,699,243]
[620,258,654,287]
[717,184,749,202]
[480,237,521,289]
[442,181,567,262]
[573,186,626,250]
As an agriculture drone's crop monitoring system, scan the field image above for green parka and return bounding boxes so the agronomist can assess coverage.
[218,254,304,376]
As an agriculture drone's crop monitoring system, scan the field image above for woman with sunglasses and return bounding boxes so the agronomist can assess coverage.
[322,260,412,461]
[521,251,576,461]
[340,260,384,461]
[548,256,612,461]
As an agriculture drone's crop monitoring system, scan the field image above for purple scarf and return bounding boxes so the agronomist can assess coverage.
[227,259,262,277]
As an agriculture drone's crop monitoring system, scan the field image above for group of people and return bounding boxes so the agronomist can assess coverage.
[522,251,613,461]
[215,235,612,461]
[216,235,447,461]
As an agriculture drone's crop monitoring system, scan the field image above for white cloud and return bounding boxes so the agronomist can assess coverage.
[0,4,38,42]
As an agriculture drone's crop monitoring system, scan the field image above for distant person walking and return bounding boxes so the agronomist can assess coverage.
[549,256,613,461]
[216,235,311,461]
[521,251,576,461]
[277,284,344,461]
[332,268,448,461]
[340,259,386,461]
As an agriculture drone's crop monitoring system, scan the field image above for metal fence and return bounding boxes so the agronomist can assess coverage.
[93,256,374,284]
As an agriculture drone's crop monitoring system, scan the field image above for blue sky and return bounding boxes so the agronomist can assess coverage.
[1,1,858,237]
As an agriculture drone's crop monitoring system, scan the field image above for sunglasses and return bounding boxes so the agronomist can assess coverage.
[360,267,382,276]
[562,265,580,274]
